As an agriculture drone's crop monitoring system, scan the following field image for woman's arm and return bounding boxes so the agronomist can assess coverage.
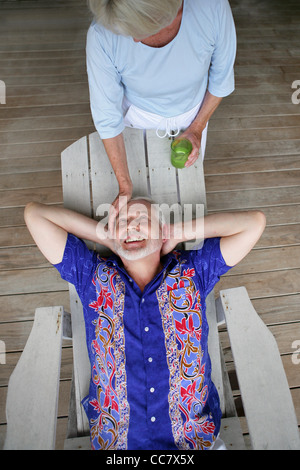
[24,202,114,265]
[179,91,223,167]
[162,210,266,267]
[102,132,133,230]
[102,132,133,201]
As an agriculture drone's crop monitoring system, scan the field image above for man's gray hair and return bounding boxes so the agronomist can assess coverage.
[88,0,182,38]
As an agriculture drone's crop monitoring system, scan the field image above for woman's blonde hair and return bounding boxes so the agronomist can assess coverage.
[88,0,182,38]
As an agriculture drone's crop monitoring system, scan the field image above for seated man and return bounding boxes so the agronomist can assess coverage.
[24,198,266,450]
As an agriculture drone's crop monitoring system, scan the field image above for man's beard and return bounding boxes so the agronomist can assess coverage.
[113,239,162,261]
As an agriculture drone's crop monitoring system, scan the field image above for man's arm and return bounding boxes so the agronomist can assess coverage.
[163,210,266,267]
[24,202,114,265]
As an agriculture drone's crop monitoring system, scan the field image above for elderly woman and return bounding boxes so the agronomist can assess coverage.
[86,0,236,207]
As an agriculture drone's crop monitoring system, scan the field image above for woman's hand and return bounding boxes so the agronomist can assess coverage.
[178,126,202,167]
[108,185,133,235]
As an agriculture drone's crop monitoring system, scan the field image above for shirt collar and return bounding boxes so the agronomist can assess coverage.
[104,251,179,282]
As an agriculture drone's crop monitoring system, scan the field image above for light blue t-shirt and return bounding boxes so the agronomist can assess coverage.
[86,0,236,139]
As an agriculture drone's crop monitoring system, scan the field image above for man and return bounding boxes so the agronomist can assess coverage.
[86,0,236,211]
[24,199,265,450]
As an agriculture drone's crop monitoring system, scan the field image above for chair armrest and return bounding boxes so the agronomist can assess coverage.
[219,287,300,450]
[4,306,65,450]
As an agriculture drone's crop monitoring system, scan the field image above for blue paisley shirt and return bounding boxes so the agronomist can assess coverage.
[54,234,231,450]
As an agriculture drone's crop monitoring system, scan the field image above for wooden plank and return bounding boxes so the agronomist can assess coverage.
[1,57,86,70]
[0,141,76,158]
[123,128,148,197]
[4,92,90,109]
[219,287,300,450]
[0,49,85,60]
[0,103,91,120]
[206,186,300,211]
[0,291,69,323]
[208,115,300,132]
[0,127,94,145]
[0,267,67,296]
[0,246,50,270]
[61,136,91,216]
[228,245,300,276]
[207,127,300,145]
[206,169,300,192]
[0,114,93,133]
[212,103,300,119]
[251,294,300,325]
[0,226,34,248]
[0,170,61,191]
[215,269,300,300]
[204,155,300,175]
[0,156,61,174]
[88,131,119,213]
[220,323,300,360]
[146,130,178,204]
[206,139,300,159]
[0,204,63,228]
[61,135,93,435]
[0,186,63,208]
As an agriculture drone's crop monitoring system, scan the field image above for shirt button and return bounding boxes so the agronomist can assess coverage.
[144,326,149,332]
[141,298,145,303]
[151,416,156,422]
[150,387,155,393]
[148,357,153,363]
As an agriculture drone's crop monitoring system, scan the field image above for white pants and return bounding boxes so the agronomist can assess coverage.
[123,98,208,160]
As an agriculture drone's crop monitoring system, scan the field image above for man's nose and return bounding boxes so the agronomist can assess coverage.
[128,221,140,232]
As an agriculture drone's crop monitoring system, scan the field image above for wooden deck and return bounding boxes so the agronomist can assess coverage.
[0,0,299,449]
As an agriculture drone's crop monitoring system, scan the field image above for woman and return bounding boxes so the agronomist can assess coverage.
[86,0,236,209]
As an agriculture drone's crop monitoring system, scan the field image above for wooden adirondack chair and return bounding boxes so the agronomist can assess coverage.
[3,128,300,450]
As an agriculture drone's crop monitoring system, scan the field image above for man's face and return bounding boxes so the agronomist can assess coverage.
[113,200,163,261]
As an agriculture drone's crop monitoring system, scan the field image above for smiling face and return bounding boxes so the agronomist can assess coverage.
[113,199,163,261]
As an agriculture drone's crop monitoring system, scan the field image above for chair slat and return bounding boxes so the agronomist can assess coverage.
[61,137,93,436]
[61,136,92,216]
[146,130,178,204]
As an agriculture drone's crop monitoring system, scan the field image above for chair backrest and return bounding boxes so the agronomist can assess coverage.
[61,128,225,436]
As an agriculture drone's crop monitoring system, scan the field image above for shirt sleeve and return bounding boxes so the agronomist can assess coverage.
[190,237,232,298]
[53,233,97,297]
[86,23,125,139]
[208,0,237,98]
